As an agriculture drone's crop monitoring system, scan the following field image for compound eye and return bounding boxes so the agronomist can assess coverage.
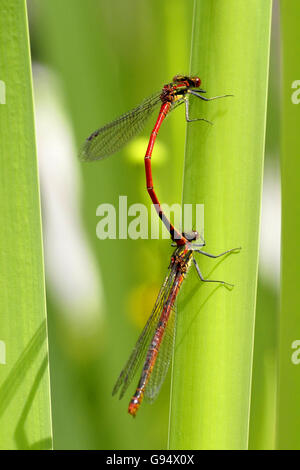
[194,77,201,87]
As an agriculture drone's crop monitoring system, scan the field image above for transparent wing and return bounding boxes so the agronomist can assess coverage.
[145,302,177,403]
[112,259,177,400]
[80,92,162,161]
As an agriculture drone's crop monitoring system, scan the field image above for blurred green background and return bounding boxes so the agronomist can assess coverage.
[22,0,295,449]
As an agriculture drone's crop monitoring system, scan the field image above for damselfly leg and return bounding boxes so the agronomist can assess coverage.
[188,89,233,101]
[195,247,241,258]
[192,246,241,287]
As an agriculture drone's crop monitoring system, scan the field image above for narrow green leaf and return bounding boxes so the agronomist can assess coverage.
[169,0,272,449]
[0,0,52,449]
[276,0,300,450]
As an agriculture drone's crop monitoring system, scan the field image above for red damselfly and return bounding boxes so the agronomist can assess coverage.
[112,236,239,417]
[80,75,231,246]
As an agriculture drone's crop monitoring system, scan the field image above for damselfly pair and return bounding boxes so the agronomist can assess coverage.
[80,75,238,416]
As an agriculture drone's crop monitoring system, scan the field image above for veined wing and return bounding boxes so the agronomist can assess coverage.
[145,304,176,403]
[80,92,162,161]
[145,274,182,403]
[112,256,178,400]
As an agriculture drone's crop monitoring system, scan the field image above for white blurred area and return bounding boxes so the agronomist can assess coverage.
[33,64,104,334]
[259,159,281,288]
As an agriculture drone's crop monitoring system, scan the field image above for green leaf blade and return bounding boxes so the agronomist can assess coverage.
[169,0,272,450]
[0,0,52,450]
